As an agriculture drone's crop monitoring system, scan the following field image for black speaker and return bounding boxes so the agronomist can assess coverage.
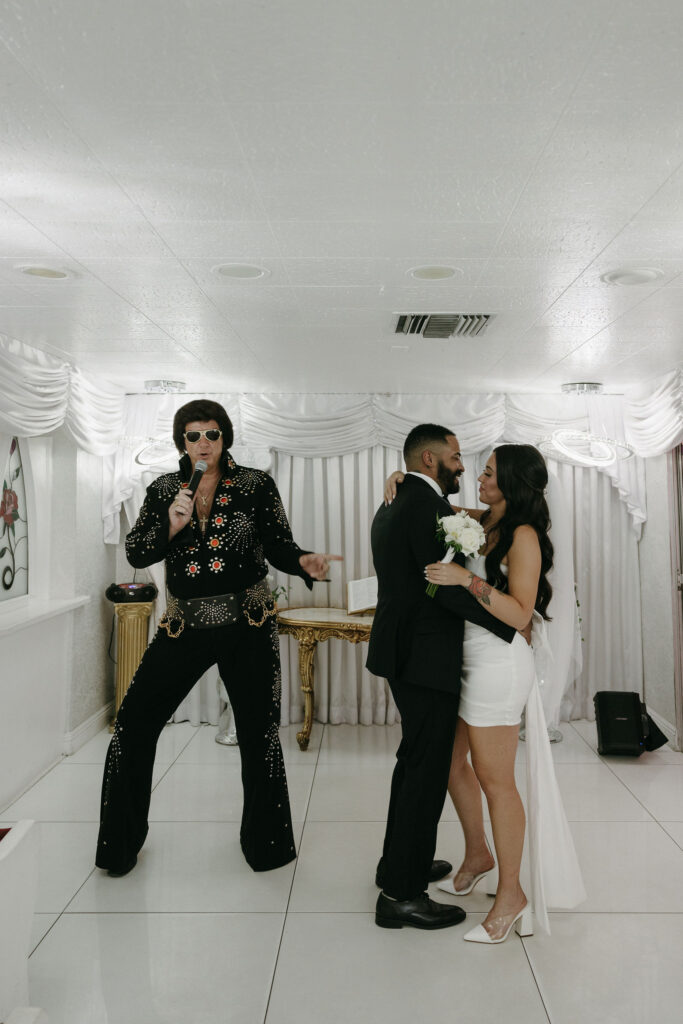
[105,582,158,603]
[593,691,668,756]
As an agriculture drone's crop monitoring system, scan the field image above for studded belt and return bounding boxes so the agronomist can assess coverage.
[160,578,276,637]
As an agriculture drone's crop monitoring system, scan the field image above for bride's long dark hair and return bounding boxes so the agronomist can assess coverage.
[481,444,554,619]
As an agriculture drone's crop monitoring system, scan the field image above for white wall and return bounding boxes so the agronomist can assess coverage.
[69,447,117,732]
[48,432,117,733]
[0,430,116,810]
[639,453,676,731]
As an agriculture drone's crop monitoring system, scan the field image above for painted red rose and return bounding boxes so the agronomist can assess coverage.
[0,488,19,527]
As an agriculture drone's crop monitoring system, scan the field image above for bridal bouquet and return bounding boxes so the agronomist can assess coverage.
[426,511,485,597]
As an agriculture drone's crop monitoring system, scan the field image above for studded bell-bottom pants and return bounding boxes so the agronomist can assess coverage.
[95,616,295,873]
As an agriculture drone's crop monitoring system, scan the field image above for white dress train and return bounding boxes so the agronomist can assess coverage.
[458,555,586,934]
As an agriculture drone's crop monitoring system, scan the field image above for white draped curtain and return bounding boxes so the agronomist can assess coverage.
[548,461,642,721]
[274,445,405,725]
[1,332,680,726]
[0,334,124,454]
[97,385,677,727]
[272,447,639,727]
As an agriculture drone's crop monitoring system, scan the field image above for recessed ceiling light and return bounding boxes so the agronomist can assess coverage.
[18,265,69,279]
[213,263,269,279]
[600,267,663,286]
[144,379,186,393]
[408,265,459,281]
[561,382,603,395]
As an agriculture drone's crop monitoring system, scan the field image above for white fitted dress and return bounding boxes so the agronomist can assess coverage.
[458,555,534,727]
[454,554,587,932]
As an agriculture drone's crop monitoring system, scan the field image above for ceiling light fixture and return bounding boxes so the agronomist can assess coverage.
[18,265,69,279]
[143,380,186,393]
[600,267,664,286]
[134,440,178,467]
[408,265,458,281]
[539,429,634,467]
[213,263,269,279]
[561,382,603,395]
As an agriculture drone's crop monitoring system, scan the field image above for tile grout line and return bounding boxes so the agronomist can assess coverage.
[263,724,325,1024]
[520,935,553,1024]
[149,723,204,792]
[565,722,670,826]
[43,908,683,916]
[26,725,202,957]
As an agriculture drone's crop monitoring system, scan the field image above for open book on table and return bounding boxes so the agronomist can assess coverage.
[347,576,377,616]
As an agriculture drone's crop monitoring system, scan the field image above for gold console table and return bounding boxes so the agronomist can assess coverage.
[110,601,155,730]
[277,607,373,751]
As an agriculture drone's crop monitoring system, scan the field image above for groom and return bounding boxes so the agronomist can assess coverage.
[367,424,515,929]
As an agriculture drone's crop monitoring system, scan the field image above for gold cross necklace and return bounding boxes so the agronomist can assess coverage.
[196,482,217,534]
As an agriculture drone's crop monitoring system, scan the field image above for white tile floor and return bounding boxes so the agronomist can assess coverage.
[3,720,683,1024]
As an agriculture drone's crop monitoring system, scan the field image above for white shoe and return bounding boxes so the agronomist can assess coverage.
[463,904,533,944]
[436,869,491,897]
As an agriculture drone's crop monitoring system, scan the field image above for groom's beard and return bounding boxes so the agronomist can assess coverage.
[436,461,461,496]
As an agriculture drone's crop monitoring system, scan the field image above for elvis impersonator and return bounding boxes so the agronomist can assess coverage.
[96,399,338,877]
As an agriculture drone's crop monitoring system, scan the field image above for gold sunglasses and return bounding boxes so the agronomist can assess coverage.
[183,429,222,443]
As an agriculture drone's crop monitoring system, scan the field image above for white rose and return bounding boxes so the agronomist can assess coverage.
[439,514,464,533]
[441,513,485,557]
[455,525,484,556]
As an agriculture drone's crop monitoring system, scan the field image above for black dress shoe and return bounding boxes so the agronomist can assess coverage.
[107,854,137,878]
[375,857,452,889]
[375,891,466,930]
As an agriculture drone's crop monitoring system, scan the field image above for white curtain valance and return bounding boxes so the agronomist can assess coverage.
[1,334,680,534]
[106,390,654,538]
[2,333,679,462]
[623,368,683,457]
[0,333,124,455]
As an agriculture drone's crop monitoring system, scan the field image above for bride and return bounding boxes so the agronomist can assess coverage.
[387,443,585,943]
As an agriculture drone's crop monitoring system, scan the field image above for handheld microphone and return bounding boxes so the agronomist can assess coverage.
[186,459,208,495]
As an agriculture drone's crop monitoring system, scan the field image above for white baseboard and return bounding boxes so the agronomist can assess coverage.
[62,702,113,755]
[647,707,679,750]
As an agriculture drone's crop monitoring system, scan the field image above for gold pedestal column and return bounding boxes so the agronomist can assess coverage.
[110,601,155,730]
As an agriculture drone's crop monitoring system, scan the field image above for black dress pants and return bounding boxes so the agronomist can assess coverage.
[95,617,296,873]
[381,678,460,900]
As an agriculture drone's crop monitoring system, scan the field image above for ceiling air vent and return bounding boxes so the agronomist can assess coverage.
[395,314,493,339]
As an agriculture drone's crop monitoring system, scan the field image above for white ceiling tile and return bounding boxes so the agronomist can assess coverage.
[600,219,683,262]
[0,0,681,392]
[112,173,268,223]
[0,206,64,259]
[385,284,558,314]
[2,1,224,107]
[153,221,281,259]
[493,218,623,260]
[62,102,246,174]
[201,1,611,106]
[269,221,504,260]
[74,258,195,290]
[277,258,488,289]
[257,170,528,223]
[573,3,683,106]
[478,259,586,291]
[232,103,554,186]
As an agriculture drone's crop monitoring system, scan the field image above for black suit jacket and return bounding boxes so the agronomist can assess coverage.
[366,474,515,694]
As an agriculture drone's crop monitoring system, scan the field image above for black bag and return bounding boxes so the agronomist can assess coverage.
[593,691,668,756]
